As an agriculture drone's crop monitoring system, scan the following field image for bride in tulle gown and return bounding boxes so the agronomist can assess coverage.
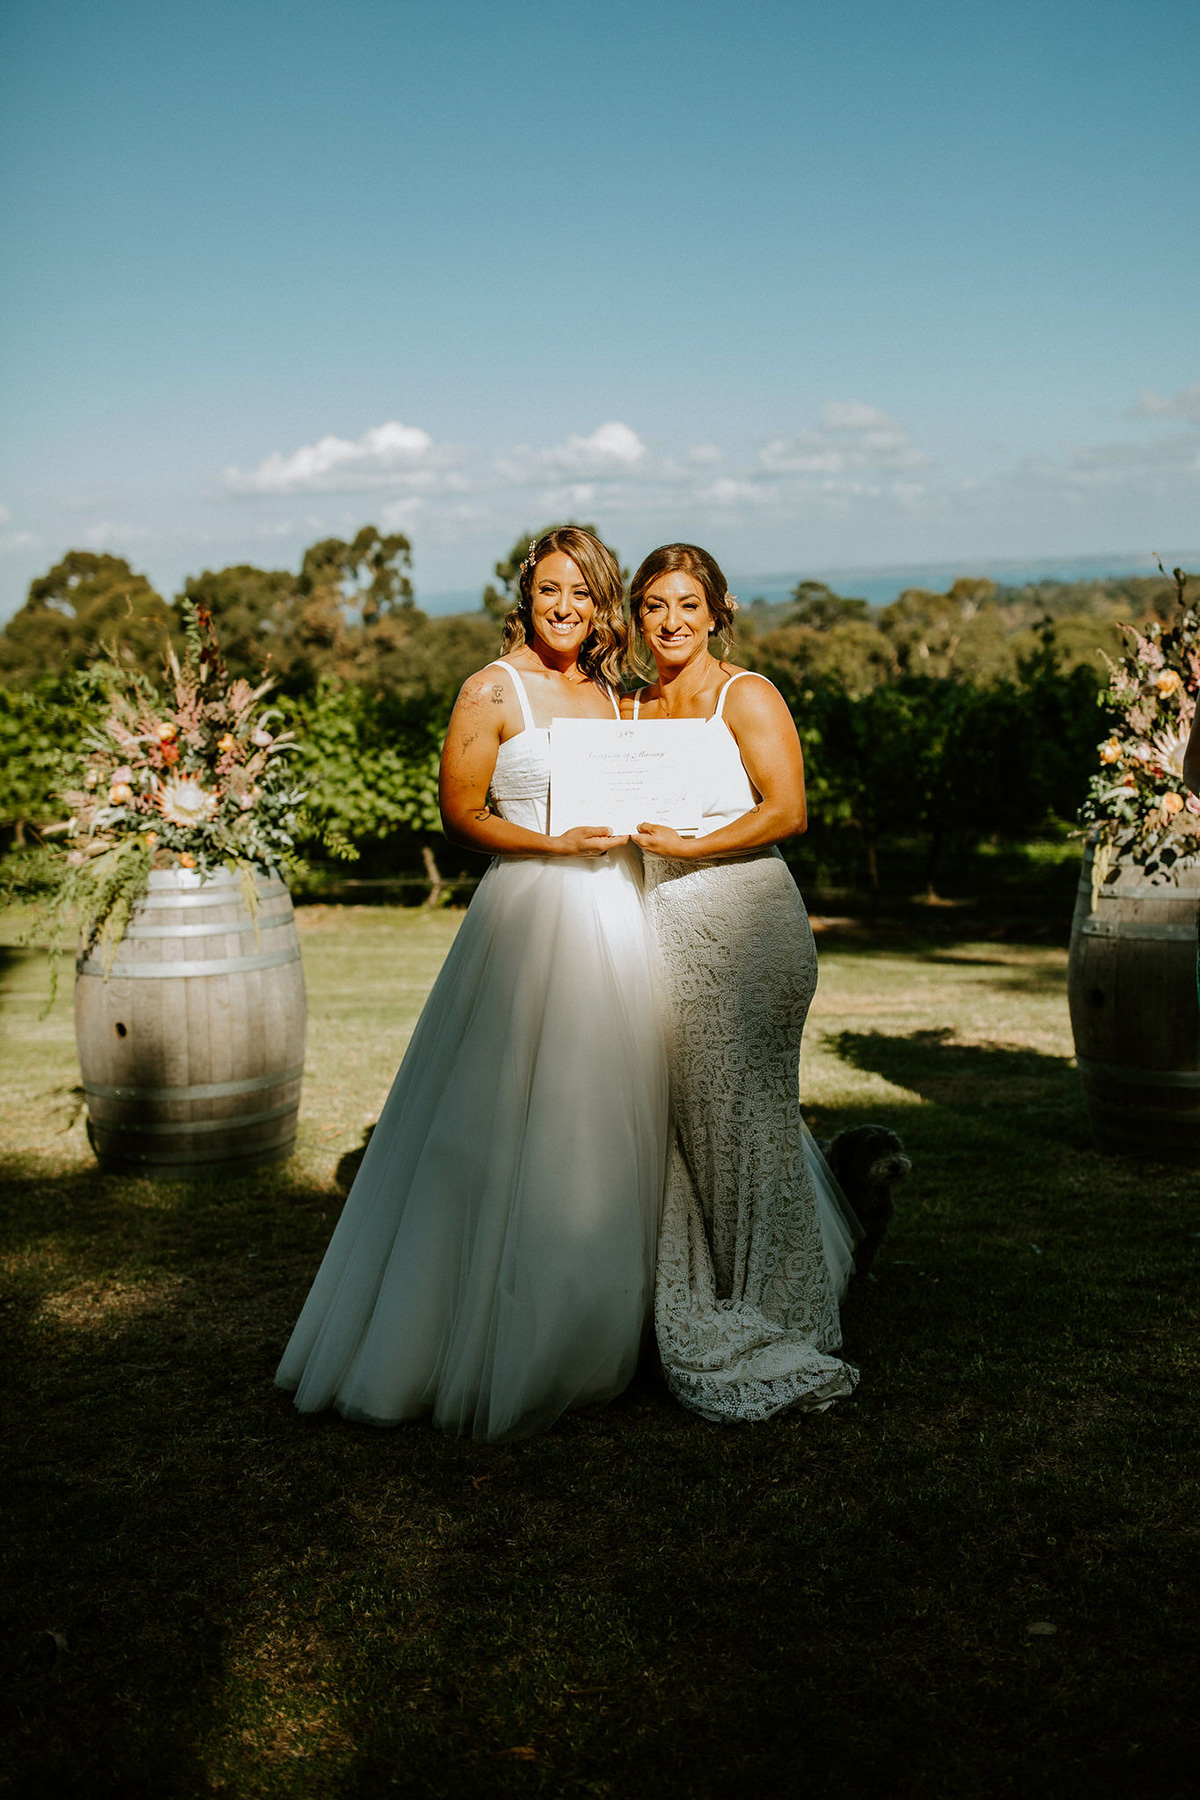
[626,543,861,1425]
[276,528,668,1442]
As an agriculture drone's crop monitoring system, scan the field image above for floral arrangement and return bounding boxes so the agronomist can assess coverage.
[1080,564,1200,888]
[13,601,312,985]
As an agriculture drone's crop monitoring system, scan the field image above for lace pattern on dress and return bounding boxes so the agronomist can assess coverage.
[646,848,858,1423]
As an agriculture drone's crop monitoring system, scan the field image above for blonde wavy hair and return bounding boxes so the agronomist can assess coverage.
[500,526,627,690]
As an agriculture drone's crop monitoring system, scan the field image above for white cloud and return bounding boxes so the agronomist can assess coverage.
[1009,431,1200,497]
[77,521,153,549]
[497,421,648,484]
[187,383,1196,589]
[1132,383,1200,424]
[698,477,780,508]
[0,502,39,555]
[224,421,463,496]
[0,529,38,555]
[761,400,930,478]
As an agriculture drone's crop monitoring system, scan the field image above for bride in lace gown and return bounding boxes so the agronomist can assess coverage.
[626,543,860,1424]
[276,529,667,1442]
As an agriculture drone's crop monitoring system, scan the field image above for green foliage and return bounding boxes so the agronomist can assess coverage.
[0,552,176,684]
[753,617,896,696]
[301,525,415,626]
[179,564,299,684]
[0,673,104,840]
[182,527,419,697]
[4,535,1178,901]
[289,678,443,861]
[389,612,500,723]
[782,624,1105,896]
[787,580,871,630]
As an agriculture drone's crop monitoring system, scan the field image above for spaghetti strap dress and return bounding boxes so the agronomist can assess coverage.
[276,663,668,1442]
[635,672,860,1423]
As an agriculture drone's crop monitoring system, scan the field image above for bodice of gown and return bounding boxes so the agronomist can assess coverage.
[491,730,551,835]
[487,660,620,839]
[694,714,760,837]
[635,671,762,842]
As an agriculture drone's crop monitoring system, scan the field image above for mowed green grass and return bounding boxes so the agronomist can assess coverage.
[1,904,1197,1800]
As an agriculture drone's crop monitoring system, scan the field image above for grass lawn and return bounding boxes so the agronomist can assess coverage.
[2,903,1197,1799]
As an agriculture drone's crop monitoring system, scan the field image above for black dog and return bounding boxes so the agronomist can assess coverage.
[820,1125,911,1279]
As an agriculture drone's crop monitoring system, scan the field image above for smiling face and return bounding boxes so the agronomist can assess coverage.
[637,569,715,672]
[528,550,596,665]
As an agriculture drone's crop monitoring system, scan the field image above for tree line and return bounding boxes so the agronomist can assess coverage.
[0,526,1169,899]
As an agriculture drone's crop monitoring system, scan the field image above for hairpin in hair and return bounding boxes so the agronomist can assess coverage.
[519,539,539,574]
[727,594,739,612]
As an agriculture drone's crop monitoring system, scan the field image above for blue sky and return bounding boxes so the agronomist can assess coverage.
[1,0,1198,617]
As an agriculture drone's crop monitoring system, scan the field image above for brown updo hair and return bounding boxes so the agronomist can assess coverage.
[629,543,738,674]
[500,526,626,689]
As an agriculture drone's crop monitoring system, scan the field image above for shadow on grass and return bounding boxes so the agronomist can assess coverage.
[2,1132,1199,1798]
[916,952,1070,995]
[827,1026,1087,1141]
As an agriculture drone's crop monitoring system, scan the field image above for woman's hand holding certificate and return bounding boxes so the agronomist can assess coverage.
[549,718,707,838]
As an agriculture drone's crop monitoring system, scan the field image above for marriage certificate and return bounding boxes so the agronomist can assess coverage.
[548,718,707,837]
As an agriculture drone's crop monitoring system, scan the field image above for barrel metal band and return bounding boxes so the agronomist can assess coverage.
[1079,919,1198,942]
[135,883,288,910]
[76,945,301,979]
[84,1064,305,1102]
[1077,1055,1200,1089]
[122,909,293,939]
[1088,887,1196,900]
[88,1099,299,1136]
[93,1127,297,1167]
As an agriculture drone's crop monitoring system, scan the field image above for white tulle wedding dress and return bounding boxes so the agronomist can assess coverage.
[276,663,668,1442]
[636,672,861,1424]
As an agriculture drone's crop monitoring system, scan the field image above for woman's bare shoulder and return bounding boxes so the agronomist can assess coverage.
[721,666,777,698]
[455,662,512,710]
[720,669,789,725]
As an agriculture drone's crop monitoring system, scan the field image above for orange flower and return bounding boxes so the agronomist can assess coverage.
[179,852,196,869]
[156,722,179,742]
[1156,670,1182,697]
[217,732,236,753]
[1162,791,1184,816]
[109,781,134,806]
[1099,738,1121,764]
[144,831,158,848]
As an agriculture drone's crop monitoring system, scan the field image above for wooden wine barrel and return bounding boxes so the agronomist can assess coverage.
[75,865,307,1175]
[1067,840,1200,1160]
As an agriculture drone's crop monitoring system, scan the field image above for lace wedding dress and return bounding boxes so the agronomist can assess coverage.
[636,673,860,1423]
[277,663,668,1442]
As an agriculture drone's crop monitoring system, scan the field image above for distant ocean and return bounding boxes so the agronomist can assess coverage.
[726,550,1200,612]
[417,549,1200,618]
